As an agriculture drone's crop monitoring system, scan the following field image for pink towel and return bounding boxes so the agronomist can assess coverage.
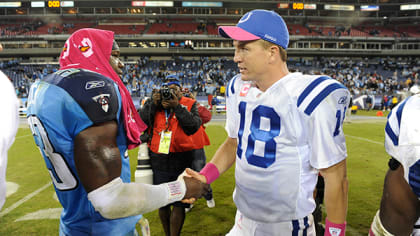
[59,28,147,149]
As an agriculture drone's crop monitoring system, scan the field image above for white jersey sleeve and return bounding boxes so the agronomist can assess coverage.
[385,95,420,177]
[0,71,19,210]
[296,75,350,169]
[225,74,241,138]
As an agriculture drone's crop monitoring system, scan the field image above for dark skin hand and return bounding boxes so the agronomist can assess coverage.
[74,121,209,200]
[152,90,162,106]
[183,177,210,200]
[380,164,420,236]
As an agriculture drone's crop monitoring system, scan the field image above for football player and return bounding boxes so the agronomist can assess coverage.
[27,28,208,235]
[0,69,19,211]
[186,9,349,236]
[370,86,420,236]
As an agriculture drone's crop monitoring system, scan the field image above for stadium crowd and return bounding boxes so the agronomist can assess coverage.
[1,56,419,109]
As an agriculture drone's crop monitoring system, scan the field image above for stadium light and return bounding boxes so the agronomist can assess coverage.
[0,2,22,7]
[31,1,45,7]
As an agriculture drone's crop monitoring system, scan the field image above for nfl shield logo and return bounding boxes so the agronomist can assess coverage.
[329,227,341,236]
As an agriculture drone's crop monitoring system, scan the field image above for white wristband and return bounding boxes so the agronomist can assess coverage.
[166,178,186,202]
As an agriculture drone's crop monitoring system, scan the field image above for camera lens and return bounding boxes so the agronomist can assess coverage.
[160,86,172,100]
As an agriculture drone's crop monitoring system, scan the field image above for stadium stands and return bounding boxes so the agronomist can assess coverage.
[1,18,419,39]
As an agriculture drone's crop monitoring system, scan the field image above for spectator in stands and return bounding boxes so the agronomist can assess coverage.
[139,75,203,236]
[205,81,216,110]
[26,28,208,236]
[391,95,399,109]
[366,94,373,110]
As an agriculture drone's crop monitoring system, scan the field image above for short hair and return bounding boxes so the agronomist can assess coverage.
[259,40,287,62]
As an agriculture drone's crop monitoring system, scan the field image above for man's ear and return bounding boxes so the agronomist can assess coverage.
[269,46,280,63]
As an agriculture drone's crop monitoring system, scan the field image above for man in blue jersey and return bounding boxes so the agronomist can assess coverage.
[186,10,349,236]
[27,28,208,236]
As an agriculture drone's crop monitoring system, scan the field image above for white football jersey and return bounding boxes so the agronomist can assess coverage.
[0,71,19,211]
[385,94,420,183]
[225,72,349,222]
[384,94,420,231]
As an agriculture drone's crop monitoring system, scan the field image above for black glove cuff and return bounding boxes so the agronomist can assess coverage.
[388,157,401,171]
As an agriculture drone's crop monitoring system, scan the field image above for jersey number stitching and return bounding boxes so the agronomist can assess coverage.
[237,102,281,168]
[28,115,78,191]
[333,107,346,137]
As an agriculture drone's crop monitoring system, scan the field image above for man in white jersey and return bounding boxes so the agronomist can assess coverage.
[0,69,19,211]
[185,9,349,235]
[369,87,420,236]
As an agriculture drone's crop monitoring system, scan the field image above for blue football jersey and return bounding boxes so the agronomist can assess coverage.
[27,68,141,236]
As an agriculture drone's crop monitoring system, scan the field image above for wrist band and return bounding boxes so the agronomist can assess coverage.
[325,218,346,236]
[199,163,220,184]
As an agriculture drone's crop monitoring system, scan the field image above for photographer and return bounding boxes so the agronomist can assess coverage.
[139,76,202,236]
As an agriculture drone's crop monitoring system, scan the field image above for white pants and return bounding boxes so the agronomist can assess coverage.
[226,210,316,236]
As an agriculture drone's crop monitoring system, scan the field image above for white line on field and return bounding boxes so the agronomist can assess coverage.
[345,134,383,145]
[15,134,32,139]
[0,182,52,218]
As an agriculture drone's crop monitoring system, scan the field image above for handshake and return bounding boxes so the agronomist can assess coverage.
[178,168,209,204]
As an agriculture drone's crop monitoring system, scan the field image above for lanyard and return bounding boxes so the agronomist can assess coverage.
[164,109,171,131]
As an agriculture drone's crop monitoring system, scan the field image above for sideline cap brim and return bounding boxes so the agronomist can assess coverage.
[218,26,261,41]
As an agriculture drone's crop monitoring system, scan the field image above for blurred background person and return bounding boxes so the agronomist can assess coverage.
[182,87,215,212]
[139,75,202,236]
[0,45,20,210]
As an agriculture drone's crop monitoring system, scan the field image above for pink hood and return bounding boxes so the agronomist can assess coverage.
[59,28,147,149]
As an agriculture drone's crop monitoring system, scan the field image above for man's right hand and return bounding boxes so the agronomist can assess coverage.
[182,175,209,203]
[152,91,161,106]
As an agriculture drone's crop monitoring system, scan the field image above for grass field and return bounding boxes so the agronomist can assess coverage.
[0,117,389,235]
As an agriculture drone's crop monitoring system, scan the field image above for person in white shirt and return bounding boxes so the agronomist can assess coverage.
[370,87,420,236]
[185,9,349,236]
[0,68,19,211]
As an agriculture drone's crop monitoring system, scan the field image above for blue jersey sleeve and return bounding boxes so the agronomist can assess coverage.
[47,69,120,125]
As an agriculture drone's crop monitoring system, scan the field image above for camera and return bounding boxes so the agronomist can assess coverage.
[160,85,174,100]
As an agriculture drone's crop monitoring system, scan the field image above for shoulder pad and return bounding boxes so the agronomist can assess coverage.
[226,74,240,97]
[297,76,348,116]
[45,69,120,124]
[385,97,410,146]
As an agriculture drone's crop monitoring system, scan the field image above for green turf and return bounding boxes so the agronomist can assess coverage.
[0,121,390,235]
[351,109,390,117]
